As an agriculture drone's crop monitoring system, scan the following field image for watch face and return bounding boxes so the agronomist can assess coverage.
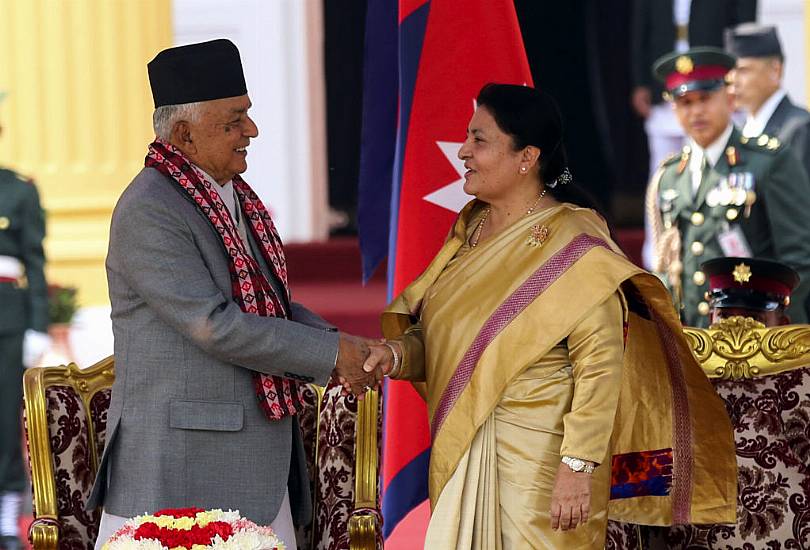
[570,458,584,471]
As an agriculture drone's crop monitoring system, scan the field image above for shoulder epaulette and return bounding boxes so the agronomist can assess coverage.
[0,167,34,185]
[659,152,681,168]
[739,133,781,154]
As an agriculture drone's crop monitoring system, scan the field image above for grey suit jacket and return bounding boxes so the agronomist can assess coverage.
[87,167,339,526]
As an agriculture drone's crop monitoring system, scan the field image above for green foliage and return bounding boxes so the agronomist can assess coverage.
[48,285,78,324]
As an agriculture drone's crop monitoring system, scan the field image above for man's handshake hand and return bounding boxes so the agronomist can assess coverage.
[333,333,383,399]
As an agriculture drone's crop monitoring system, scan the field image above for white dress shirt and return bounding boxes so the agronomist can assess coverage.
[743,88,787,138]
[688,124,734,196]
[197,168,252,249]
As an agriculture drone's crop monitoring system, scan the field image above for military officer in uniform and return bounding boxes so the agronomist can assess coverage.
[0,96,49,550]
[633,0,757,269]
[646,47,810,327]
[725,24,810,180]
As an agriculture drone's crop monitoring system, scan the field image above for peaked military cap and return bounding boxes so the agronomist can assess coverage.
[725,23,783,60]
[148,39,247,108]
[653,47,736,99]
[702,257,799,311]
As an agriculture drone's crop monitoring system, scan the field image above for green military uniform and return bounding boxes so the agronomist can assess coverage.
[0,168,47,529]
[647,47,810,328]
[651,128,810,327]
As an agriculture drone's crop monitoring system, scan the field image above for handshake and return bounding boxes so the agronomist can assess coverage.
[332,333,403,398]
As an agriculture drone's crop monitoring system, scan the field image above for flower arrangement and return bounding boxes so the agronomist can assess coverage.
[102,507,285,550]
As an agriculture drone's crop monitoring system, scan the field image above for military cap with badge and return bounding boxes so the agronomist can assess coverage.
[653,46,736,101]
[702,256,798,320]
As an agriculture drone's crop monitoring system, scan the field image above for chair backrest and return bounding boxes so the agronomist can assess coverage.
[683,316,810,380]
[22,356,115,550]
[297,383,382,550]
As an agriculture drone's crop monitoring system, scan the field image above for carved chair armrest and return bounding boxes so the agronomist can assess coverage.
[29,516,60,550]
[348,509,382,550]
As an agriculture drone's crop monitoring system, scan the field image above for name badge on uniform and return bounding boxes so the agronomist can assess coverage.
[717,225,752,257]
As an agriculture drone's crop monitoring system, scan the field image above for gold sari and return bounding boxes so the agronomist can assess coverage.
[382,202,737,548]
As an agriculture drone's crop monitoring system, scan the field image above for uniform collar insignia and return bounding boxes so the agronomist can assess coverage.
[677,146,690,174]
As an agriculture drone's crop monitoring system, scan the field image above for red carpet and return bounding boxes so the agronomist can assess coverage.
[286,238,387,338]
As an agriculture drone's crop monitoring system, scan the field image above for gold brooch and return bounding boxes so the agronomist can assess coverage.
[526,224,549,247]
[733,262,752,283]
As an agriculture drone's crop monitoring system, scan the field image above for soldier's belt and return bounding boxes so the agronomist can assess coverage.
[0,255,23,279]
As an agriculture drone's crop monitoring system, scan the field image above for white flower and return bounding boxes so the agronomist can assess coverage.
[106,537,166,550]
[210,531,283,550]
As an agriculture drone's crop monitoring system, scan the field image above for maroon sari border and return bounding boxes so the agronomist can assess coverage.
[430,233,613,439]
[652,311,694,523]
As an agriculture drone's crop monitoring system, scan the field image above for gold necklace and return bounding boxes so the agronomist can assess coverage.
[471,189,546,248]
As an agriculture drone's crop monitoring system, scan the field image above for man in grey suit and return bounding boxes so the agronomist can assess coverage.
[87,39,379,550]
[726,24,810,179]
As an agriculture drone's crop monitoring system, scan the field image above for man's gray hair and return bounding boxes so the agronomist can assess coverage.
[152,102,204,140]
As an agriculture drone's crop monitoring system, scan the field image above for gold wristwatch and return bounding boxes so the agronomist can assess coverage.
[561,455,595,474]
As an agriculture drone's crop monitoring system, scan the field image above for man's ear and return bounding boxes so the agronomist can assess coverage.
[771,60,784,85]
[170,120,196,155]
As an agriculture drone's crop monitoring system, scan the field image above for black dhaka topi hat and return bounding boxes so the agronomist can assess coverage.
[148,39,247,108]
[725,23,784,60]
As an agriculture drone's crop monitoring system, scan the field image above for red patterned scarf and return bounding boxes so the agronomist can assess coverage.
[145,138,305,421]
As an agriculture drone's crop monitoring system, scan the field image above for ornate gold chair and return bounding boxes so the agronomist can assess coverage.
[22,356,115,550]
[23,358,382,550]
[683,316,810,379]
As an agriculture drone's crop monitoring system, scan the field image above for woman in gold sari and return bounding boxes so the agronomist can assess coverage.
[362,84,737,549]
